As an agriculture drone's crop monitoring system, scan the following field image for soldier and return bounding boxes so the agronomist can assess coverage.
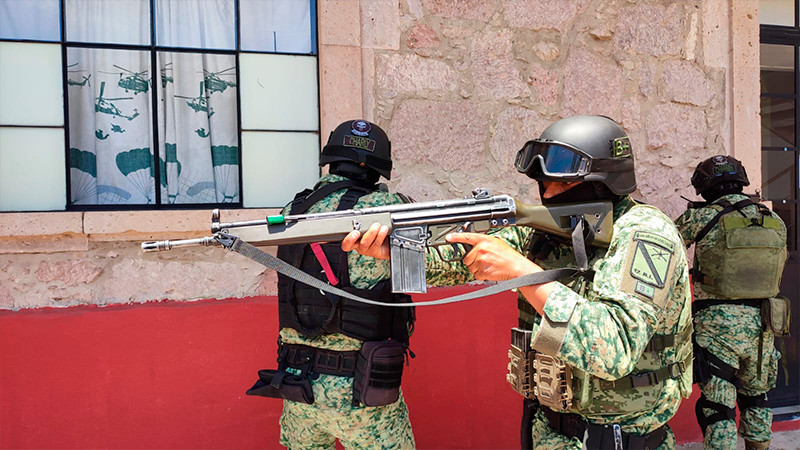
[247,120,416,449]
[674,155,788,450]
[343,115,694,449]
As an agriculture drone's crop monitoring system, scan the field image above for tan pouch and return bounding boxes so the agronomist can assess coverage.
[762,296,791,336]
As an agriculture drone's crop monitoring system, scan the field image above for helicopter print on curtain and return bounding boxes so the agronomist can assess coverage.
[66,47,240,206]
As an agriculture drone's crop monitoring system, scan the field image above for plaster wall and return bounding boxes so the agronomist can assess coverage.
[0,0,762,310]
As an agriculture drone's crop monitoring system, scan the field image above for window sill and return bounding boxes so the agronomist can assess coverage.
[0,209,280,253]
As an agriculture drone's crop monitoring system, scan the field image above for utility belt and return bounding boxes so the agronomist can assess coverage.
[693,297,791,336]
[540,406,668,450]
[246,340,406,407]
[507,327,690,410]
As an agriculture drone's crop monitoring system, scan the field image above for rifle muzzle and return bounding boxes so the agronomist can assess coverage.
[141,237,218,252]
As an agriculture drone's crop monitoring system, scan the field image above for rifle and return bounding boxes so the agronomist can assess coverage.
[142,189,613,294]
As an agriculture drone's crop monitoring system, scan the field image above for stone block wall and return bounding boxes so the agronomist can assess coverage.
[376,0,746,220]
[0,0,761,310]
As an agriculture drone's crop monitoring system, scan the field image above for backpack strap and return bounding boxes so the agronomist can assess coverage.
[690,199,755,245]
[289,180,367,215]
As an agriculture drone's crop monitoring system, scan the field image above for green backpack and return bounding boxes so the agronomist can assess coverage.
[691,199,787,299]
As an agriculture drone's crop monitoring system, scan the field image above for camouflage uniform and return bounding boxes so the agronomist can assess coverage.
[278,174,415,450]
[428,196,693,449]
[675,193,783,449]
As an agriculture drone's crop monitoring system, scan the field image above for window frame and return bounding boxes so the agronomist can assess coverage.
[0,0,321,212]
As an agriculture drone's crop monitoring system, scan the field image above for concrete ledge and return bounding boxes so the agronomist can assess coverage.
[84,208,280,241]
[0,209,281,245]
[0,233,89,254]
[0,212,83,237]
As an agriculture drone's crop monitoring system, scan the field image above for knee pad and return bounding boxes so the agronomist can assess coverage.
[695,393,736,436]
[737,392,768,412]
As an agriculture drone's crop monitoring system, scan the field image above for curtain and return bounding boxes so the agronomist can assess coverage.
[157,52,239,204]
[67,47,155,205]
[67,0,239,205]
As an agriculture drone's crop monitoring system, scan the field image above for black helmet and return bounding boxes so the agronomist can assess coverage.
[691,154,749,196]
[320,120,392,180]
[514,115,636,195]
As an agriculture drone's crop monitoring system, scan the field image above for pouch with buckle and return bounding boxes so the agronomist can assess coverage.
[245,369,315,404]
[533,353,573,410]
[352,340,405,407]
[762,296,791,336]
[506,327,534,398]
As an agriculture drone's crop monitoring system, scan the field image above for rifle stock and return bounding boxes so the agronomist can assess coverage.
[141,189,613,293]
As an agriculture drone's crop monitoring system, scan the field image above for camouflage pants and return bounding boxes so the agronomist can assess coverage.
[279,372,415,449]
[695,305,778,450]
[528,409,676,449]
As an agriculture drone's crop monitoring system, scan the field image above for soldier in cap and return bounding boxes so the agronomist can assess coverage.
[675,155,788,450]
[247,120,416,449]
[343,115,693,449]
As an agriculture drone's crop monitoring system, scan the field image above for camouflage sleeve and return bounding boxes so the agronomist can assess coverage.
[347,191,410,289]
[425,226,532,287]
[673,209,696,246]
[531,206,686,380]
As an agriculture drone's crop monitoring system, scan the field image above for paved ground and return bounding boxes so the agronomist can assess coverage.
[677,428,800,449]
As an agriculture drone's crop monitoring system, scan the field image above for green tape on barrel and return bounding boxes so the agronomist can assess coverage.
[267,215,285,225]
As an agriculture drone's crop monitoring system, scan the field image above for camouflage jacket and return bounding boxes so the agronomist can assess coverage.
[279,174,409,352]
[674,193,787,301]
[427,196,693,434]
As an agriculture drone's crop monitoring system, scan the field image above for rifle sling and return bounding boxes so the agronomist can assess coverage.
[225,221,592,308]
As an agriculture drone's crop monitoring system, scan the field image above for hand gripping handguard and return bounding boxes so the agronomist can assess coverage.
[142,189,613,296]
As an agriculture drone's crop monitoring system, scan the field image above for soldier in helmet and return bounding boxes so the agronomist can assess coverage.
[343,115,693,449]
[675,155,788,450]
[246,120,416,449]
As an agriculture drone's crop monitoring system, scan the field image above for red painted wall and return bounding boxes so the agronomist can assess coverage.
[0,287,795,449]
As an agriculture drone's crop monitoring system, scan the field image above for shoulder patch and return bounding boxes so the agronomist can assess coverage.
[619,231,678,308]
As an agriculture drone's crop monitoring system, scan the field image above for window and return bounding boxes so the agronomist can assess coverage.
[0,0,320,211]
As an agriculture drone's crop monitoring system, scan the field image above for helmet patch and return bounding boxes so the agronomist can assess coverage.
[712,163,736,175]
[351,120,372,137]
[712,155,727,164]
[343,135,376,152]
[611,137,632,158]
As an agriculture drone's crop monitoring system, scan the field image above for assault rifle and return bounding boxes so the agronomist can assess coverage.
[142,189,612,294]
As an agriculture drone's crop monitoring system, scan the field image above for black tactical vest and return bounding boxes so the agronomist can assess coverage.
[277,181,415,344]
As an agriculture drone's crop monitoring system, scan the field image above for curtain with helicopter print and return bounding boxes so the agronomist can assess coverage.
[66,1,239,205]
[67,47,156,205]
[157,52,239,204]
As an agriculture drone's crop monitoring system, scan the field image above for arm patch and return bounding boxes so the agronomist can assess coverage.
[620,231,676,308]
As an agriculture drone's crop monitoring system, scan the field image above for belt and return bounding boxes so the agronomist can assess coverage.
[279,343,358,377]
[542,407,668,450]
[693,298,763,315]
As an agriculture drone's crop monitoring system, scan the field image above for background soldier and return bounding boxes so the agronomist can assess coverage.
[343,115,694,449]
[675,155,788,450]
[248,120,416,449]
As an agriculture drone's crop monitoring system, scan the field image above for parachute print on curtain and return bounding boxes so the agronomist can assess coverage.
[66,0,239,205]
[157,51,239,204]
[67,46,155,205]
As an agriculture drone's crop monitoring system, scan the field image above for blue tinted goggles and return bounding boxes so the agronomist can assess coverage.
[514,141,591,178]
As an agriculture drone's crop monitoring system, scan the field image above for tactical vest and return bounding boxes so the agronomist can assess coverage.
[691,198,787,299]
[519,204,693,415]
[277,180,415,344]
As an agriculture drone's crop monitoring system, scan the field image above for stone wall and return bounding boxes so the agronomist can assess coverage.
[372,0,741,220]
[0,0,761,310]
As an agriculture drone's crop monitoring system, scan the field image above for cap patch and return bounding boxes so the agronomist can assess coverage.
[712,155,727,164]
[611,137,632,158]
[343,135,376,152]
[351,120,372,137]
